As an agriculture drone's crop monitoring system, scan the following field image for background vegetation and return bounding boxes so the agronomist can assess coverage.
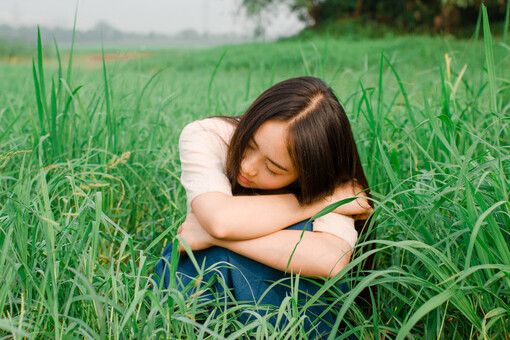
[0,5,509,339]
[243,0,509,35]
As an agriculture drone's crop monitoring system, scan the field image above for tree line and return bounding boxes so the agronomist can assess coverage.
[243,0,509,34]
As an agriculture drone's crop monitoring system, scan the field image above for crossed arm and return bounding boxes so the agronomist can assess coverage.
[177,212,354,278]
[190,186,370,240]
[177,188,370,278]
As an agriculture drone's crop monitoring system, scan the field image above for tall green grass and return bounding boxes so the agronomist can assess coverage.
[0,5,509,338]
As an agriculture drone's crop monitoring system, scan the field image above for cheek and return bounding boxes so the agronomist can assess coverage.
[258,174,296,190]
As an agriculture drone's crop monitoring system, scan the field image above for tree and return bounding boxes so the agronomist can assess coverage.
[241,0,508,34]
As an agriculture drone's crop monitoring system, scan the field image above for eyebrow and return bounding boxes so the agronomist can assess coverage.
[252,138,289,172]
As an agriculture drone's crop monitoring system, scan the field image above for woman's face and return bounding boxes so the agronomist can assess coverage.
[237,120,298,190]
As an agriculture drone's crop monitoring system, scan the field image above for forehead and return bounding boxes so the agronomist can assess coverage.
[253,120,294,170]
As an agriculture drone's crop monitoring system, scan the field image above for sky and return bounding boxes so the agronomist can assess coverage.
[0,0,305,38]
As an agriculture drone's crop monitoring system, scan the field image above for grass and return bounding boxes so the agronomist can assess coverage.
[0,6,509,339]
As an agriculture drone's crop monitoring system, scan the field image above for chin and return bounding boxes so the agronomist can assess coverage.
[237,179,254,189]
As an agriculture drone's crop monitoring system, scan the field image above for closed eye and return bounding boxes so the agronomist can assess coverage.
[265,163,278,175]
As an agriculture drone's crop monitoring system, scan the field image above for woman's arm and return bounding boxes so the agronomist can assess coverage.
[191,186,369,240]
[177,213,353,278]
[192,192,317,240]
[215,230,352,278]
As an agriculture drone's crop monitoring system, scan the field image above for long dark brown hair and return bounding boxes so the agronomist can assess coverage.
[224,76,371,206]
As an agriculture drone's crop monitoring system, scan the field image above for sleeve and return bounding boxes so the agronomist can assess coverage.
[179,120,233,211]
[313,213,358,248]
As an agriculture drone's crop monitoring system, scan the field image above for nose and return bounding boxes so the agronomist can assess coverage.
[241,153,258,177]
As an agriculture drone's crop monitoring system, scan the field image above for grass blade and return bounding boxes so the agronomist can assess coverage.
[32,59,45,136]
[66,5,78,86]
[50,78,58,156]
[504,0,510,42]
[102,44,116,153]
[464,201,506,269]
[36,26,48,120]
[482,4,497,112]
[395,288,456,340]
[383,54,415,127]
[208,49,227,112]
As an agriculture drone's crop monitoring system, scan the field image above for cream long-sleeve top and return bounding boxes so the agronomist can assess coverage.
[179,117,358,248]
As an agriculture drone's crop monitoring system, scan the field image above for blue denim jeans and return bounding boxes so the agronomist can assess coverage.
[154,219,349,338]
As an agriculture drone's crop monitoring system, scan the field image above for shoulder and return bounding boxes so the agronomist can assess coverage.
[181,117,236,142]
[179,117,236,164]
[179,117,235,210]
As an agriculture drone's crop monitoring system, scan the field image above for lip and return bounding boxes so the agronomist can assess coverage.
[237,172,252,185]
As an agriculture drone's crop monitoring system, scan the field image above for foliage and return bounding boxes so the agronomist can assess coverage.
[0,6,509,338]
[241,0,509,34]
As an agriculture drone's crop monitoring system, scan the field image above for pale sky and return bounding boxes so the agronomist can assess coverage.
[0,0,305,38]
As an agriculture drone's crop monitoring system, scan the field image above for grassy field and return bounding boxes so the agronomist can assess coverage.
[0,11,509,339]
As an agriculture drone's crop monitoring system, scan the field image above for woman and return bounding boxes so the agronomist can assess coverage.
[155,76,372,336]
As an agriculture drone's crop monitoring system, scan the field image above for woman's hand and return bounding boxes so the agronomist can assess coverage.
[324,181,373,220]
[176,213,216,252]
